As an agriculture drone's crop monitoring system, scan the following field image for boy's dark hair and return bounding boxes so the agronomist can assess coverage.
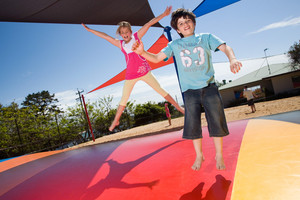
[171,8,196,38]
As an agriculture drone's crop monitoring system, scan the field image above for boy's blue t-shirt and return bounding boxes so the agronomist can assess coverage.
[162,33,225,92]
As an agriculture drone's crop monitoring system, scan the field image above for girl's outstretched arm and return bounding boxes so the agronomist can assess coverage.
[82,23,121,48]
[137,6,172,39]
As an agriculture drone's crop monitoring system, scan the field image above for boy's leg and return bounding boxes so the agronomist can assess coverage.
[251,105,255,112]
[183,89,204,170]
[202,83,229,170]
[192,139,204,171]
[251,102,256,112]
[213,137,226,170]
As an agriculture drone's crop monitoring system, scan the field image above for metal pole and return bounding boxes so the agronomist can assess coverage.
[164,26,184,102]
[264,48,271,75]
[76,89,90,140]
[81,94,95,142]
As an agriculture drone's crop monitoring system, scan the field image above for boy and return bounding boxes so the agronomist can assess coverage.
[132,8,242,170]
[243,86,257,113]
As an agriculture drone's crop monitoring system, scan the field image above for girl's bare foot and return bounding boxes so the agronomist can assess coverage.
[215,154,226,170]
[191,155,204,171]
[109,120,119,131]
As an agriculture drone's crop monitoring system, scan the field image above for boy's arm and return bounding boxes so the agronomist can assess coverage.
[82,23,121,48]
[252,91,258,98]
[132,40,167,63]
[218,44,242,74]
[137,6,172,39]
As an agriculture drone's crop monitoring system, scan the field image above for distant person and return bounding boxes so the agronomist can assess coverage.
[243,86,257,113]
[164,103,172,126]
[82,6,184,131]
[132,8,242,171]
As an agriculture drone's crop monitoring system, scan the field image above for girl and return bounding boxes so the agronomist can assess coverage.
[165,103,172,126]
[82,6,184,131]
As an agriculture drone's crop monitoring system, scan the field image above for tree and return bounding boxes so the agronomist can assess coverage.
[66,103,88,138]
[21,91,63,151]
[0,102,39,158]
[22,90,60,117]
[134,102,165,126]
[93,96,115,135]
[157,101,182,119]
[288,40,300,70]
[119,101,136,130]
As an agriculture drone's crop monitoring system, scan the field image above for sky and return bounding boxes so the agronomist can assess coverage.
[0,0,299,110]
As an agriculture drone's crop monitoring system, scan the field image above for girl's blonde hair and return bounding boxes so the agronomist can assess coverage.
[116,21,132,35]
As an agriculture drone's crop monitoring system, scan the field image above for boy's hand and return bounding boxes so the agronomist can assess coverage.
[230,59,242,74]
[132,40,145,55]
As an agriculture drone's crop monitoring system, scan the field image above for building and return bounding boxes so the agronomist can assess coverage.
[219,63,300,107]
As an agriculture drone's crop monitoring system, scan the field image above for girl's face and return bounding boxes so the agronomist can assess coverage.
[176,17,195,38]
[119,27,132,43]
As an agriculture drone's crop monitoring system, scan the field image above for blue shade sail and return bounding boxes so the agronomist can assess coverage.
[193,0,241,17]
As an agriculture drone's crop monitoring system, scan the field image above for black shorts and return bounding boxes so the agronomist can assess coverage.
[182,83,229,139]
[247,99,254,106]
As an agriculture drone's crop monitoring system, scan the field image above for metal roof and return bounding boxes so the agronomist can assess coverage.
[219,63,295,90]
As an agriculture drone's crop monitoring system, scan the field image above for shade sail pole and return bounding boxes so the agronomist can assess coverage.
[81,94,95,142]
[164,26,184,102]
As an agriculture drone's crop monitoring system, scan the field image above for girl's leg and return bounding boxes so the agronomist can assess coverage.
[109,105,126,131]
[192,139,204,171]
[213,137,226,170]
[164,94,185,114]
[142,72,184,114]
[168,117,171,126]
[109,79,137,131]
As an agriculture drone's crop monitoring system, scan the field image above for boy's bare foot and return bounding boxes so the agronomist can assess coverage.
[191,155,204,171]
[109,120,119,131]
[215,154,226,170]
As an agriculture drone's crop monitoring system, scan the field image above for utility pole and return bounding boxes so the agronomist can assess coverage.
[264,48,271,75]
[76,89,90,140]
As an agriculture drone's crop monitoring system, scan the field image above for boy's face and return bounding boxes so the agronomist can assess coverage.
[176,17,195,37]
[119,27,132,43]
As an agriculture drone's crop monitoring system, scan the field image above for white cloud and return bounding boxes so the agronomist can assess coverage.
[55,90,78,110]
[248,16,300,35]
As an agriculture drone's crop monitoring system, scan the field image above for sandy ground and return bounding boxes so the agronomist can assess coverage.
[74,96,300,148]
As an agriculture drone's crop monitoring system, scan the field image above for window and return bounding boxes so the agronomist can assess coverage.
[292,76,300,88]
